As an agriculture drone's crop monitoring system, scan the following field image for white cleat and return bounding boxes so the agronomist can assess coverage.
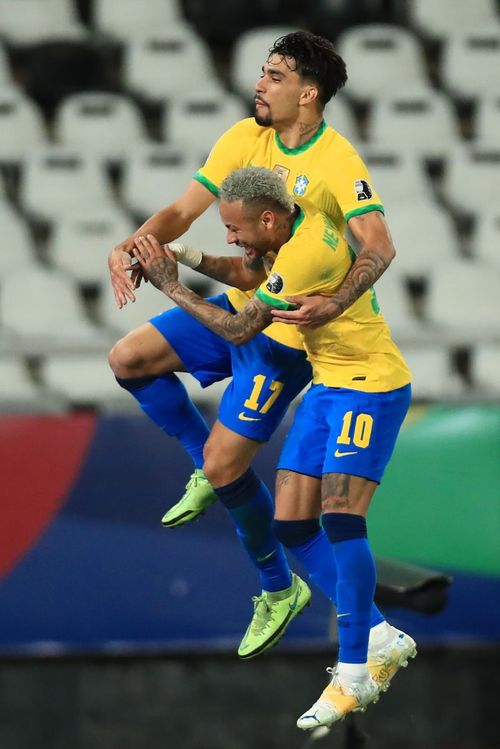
[297,669,379,730]
[368,628,417,692]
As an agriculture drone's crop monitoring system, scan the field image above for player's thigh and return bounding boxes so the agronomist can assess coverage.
[217,334,312,442]
[109,322,185,377]
[203,419,262,487]
[150,295,233,386]
[274,469,322,521]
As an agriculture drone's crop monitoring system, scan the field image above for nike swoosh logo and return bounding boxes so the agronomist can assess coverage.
[337,612,351,618]
[334,449,358,457]
[257,550,276,563]
[238,412,261,422]
[288,586,301,612]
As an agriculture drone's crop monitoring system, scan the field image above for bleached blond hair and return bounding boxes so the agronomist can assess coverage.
[220,167,294,215]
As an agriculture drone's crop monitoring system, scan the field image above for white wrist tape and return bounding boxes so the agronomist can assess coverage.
[166,242,203,269]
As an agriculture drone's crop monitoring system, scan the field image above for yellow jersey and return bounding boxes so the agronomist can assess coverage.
[255,207,411,393]
[195,117,384,351]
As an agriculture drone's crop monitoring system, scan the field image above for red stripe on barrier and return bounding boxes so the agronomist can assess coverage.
[0,413,97,579]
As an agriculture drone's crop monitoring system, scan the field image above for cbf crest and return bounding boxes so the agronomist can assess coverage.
[293,174,309,197]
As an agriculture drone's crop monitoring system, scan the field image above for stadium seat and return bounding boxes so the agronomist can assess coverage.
[0,42,15,88]
[387,203,459,280]
[93,0,187,42]
[0,203,37,265]
[231,26,296,102]
[121,144,201,218]
[323,96,359,143]
[0,90,47,164]
[424,259,500,344]
[408,0,499,41]
[0,0,87,45]
[41,353,135,410]
[372,270,426,343]
[442,145,500,217]
[0,264,113,354]
[471,343,500,396]
[0,357,64,413]
[123,28,219,101]
[401,345,465,400]
[473,96,500,148]
[163,90,248,157]
[368,88,461,160]
[20,145,116,223]
[336,25,430,102]
[473,211,500,271]
[98,276,175,337]
[48,207,136,285]
[441,28,500,101]
[358,146,434,212]
[54,92,149,163]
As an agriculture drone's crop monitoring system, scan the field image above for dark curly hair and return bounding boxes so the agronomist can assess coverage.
[268,31,347,105]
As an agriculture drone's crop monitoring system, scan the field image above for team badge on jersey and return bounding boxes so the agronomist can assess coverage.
[266,272,284,294]
[354,179,373,201]
[273,165,290,182]
[293,174,309,196]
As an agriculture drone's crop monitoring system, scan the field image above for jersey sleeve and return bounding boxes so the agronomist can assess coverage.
[194,119,254,197]
[325,138,384,222]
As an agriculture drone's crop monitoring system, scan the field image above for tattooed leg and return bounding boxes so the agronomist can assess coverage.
[274,469,321,520]
[321,473,377,516]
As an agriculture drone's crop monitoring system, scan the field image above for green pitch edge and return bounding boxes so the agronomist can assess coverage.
[370,405,500,577]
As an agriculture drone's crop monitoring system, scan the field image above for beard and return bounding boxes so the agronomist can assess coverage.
[254,108,273,127]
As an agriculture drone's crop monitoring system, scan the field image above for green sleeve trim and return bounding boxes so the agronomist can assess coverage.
[194,171,220,198]
[256,288,296,310]
[345,203,385,222]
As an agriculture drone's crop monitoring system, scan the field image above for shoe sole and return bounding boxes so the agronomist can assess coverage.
[161,508,208,528]
[238,587,312,660]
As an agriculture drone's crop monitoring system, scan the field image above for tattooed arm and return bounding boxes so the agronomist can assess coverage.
[134,235,273,345]
[192,252,267,291]
[270,210,394,329]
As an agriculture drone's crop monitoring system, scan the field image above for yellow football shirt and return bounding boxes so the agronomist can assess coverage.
[194,117,384,351]
[255,208,411,393]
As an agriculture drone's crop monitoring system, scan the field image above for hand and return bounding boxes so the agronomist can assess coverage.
[270,294,343,328]
[108,239,144,308]
[133,234,179,292]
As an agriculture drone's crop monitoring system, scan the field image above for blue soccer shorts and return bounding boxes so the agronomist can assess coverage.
[150,293,312,442]
[278,382,411,483]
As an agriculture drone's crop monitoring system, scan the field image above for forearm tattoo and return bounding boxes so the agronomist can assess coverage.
[330,249,389,314]
[197,255,236,284]
[166,282,273,344]
[322,473,351,511]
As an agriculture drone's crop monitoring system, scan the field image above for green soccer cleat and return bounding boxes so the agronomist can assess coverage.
[238,573,312,659]
[161,469,218,528]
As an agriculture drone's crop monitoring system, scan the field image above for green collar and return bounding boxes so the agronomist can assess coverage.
[275,120,327,155]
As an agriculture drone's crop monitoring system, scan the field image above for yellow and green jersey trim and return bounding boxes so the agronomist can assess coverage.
[255,288,296,310]
[194,171,219,197]
[275,120,327,155]
[345,203,384,222]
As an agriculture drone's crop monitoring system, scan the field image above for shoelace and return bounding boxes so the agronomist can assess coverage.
[249,594,275,635]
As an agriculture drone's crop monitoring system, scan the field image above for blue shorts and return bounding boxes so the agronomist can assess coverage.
[278,383,411,483]
[150,294,312,442]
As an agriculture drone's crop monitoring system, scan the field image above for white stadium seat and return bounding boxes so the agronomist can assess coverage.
[41,353,135,410]
[0,203,37,265]
[231,26,295,101]
[409,0,499,41]
[358,146,435,212]
[372,270,425,342]
[54,92,149,163]
[121,144,201,218]
[123,28,219,101]
[0,90,47,163]
[471,343,500,395]
[0,357,64,413]
[441,28,500,100]
[336,25,429,102]
[163,90,248,157]
[473,211,500,271]
[424,259,500,344]
[388,203,459,280]
[21,145,116,222]
[0,264,113,354]
[368,88,461,160]
[443,146,500,217]
[0,42,15,88]
[94,0,187,42]
[0,0,87,45]
[323,96,359,143]
[98,276,175,337]
[401,345,465,400]
[48,207,136,285]
[474,97,500,148]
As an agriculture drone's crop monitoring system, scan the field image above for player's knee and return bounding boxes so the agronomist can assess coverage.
[203,444,248,488]
[108,337,145,378]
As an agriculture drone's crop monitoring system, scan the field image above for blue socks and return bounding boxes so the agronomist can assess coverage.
[215,467,292,593]
[274,518,384,632]
[116,374,209,469]
[322,512,377,664]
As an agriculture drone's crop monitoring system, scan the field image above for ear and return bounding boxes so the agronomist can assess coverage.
[260,210,275,230]
[299,84,319,106]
